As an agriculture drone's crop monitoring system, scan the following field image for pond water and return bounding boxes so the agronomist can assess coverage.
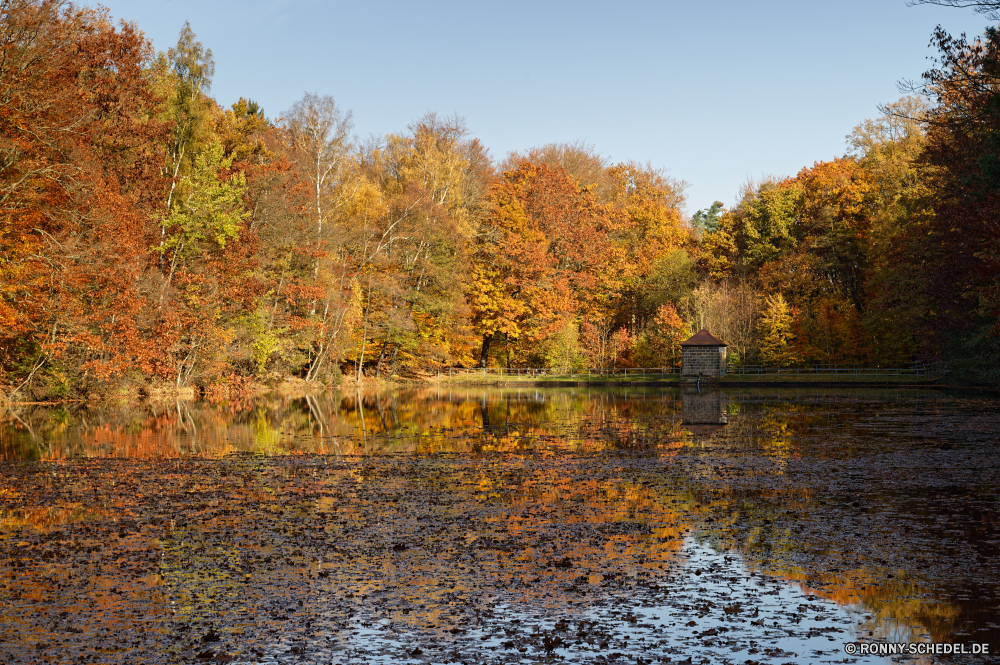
[1,387,998,664]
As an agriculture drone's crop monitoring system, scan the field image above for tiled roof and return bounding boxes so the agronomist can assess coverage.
[680,329,728,347]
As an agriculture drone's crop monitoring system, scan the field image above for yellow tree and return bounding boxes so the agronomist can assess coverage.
[758,293,797,366]
[606,163,689,316]
[349,113,488,374]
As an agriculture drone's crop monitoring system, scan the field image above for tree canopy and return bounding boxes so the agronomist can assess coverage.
[2,0,999,398]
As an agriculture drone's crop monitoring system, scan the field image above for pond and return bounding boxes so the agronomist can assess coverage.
[1,387,998,664]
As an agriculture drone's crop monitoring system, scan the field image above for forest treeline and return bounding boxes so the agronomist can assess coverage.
[2,0,999,399]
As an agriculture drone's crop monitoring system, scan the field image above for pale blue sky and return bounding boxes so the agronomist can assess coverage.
[86,0,988,214]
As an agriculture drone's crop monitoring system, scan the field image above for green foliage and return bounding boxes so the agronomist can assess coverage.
[642,249,699,311]
[942,317,1000,385]
[244,308,282,376]
[542,322,587,369]
[157,21,217,194]
[158,139,247,259]
[735,183,803,269]
[703,181,803,279]
[691,201,724,234]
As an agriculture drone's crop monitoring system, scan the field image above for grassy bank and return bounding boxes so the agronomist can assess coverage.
[718,373,942,386]
[437,371,944,387]
[435,371,681,386]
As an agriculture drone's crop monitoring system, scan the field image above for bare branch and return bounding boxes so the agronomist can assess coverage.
[907,0,1000,20]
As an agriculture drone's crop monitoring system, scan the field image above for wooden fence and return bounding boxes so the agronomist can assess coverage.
[726,362,944,378]
[440,366,680,378]
[440,362,944,380]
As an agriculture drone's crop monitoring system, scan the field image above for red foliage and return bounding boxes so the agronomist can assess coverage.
[0,1,171,389]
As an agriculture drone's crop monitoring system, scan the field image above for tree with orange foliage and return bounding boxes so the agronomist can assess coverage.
[630,303,688,368]
[0,0,170,397]
[469,162,614,367]
[605,163,689,330]
[794,157,873,313]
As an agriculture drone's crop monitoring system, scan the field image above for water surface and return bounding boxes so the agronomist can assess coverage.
[1,387,998,663]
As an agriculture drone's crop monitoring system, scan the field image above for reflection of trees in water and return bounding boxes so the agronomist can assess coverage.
[700,490,973,646]
[0,386,965,461]
[294,455,703,627]
[2,387,999,649]
[0,388,696,458]
[688,390,1000,647]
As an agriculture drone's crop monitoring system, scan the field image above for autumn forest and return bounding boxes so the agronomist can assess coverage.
[2,0,1000,400]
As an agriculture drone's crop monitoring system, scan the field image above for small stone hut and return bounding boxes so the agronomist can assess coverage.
[680,329,728,378]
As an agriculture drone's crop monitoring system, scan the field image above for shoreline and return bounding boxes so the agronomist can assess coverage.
[434,377,1000,391]
[3,375,993,407]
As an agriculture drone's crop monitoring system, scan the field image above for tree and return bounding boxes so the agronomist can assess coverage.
[910,24,1000,381]
[469,162,614,366]
[684,280,760,364]
[847,98,932,365]
[704,178,803,278]
[542,321,585,369]
[159,139,247,274]
[345,113,487,376]
[758,293,797,366]
[284,93,354,244]
[907,0,1000,19]
[794,157,873,313]
[158,22,216,259]
[691,201,724,234]
[281,92,359,380]
[653,303,688,366]
[641,249,699,313]
[0,0,171,397]
[631,303,688,368]
[500,141,610,196]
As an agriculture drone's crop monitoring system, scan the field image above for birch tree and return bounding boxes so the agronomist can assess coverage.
[283,93,358,380]
[284,93,354,250]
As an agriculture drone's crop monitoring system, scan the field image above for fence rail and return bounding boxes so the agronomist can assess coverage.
[727,363,944,378]
[441,366,681,378]
[440,362,945,380]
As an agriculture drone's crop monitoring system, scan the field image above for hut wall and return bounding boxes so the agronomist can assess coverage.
[682,346,727,377]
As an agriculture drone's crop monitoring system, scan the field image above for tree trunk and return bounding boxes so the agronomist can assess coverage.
[479,333,493,368]
[388,345,400,377]
[375,341,390,377]
[357,286,371,383]
[480,400,492,432]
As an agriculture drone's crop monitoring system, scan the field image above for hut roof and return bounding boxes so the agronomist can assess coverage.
[680,329,728,347]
